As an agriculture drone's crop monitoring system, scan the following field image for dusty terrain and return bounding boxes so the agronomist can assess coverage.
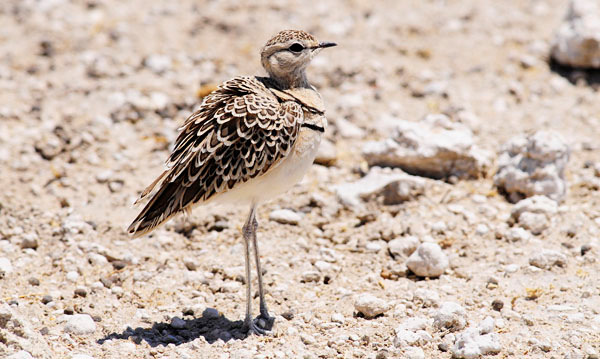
[1,0,600,358]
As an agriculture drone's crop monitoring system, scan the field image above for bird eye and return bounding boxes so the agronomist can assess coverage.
[289,43,304,52]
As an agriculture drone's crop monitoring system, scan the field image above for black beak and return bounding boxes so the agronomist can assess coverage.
[318,42,337,49]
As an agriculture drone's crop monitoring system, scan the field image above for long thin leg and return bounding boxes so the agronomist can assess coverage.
[241,205,266,335]
[251,213,274,329]
[242,208,253,329]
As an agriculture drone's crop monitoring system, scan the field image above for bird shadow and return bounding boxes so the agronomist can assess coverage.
[97,308,268,347]
[549,58,600,88]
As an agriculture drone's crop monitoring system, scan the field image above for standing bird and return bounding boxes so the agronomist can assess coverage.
[127,30,336,335]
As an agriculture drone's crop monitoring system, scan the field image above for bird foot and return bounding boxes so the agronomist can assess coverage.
[242,314,275,336]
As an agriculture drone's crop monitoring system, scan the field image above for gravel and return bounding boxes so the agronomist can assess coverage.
[1,1,599,358]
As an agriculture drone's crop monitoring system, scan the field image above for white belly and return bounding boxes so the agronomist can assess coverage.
[208,128,322,206]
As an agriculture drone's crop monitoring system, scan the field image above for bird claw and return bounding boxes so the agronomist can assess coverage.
[242,314,275,336]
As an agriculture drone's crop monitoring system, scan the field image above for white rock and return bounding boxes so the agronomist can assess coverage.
[551,0,600,68]
[331,313,345,324]
[505,227,531,242]
[398,317,430,332]
[335,117,365,138]
[362,114,491,179]
[72,354,95,359]
[452,327,502,358]
[494,131,570,202]
[406,242,449,277]
[404,346,425,359]
[394,329,422,347]
[478,316,495,335]
[529,249,567,269]
[510,195,558,234]
[388,236,420,258]
[220,281,241,293]
[269,209,302,225]
[433,302,467,331]
[413,288,440,308]
[314,138,337,166]
[143,54,172,73]
[515,212,548,235]
[66,271,79,282]
[300,333,316,345]
[7,351,33,359]
[0,257,13,274]
[301,271,321,283]
[334,167,426,208]
[475,333,502,355]
[365,241,382,252]
[475,224,489,236]
[314,260,333,272]
[0,303,13,326]
[64,314,96,335]
[354,293,391,319]
[394,317,433,348]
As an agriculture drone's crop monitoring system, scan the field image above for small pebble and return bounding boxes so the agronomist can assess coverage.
[331,313,345,324]
[72,354,95,359]
[354,293,391,319]
[300,333,316,345]
[281,310,294,320]
[529,249,567,269]
[7,351,34,359]
[171,316,186,329]
[269,209,302,225]
[581,244,592,256]
[64,314,96,335]
[0,257,14,274]
[20,233,39,249]
[433,302,467,331]
[74,287,87,297]
[41,295,53,304]
[66,271,79,282]
[406,242,449,277]
[184,258,198,271]
[491,299,504,311]
[301,271,321,283]
[111,260,126,270]
[388,236,419,258]
[405,346,425,359]
[28,277,40,286]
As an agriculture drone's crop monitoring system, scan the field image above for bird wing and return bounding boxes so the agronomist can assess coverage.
[127,76,302,237]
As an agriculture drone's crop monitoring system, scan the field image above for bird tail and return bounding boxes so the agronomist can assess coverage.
[127,175,189,238]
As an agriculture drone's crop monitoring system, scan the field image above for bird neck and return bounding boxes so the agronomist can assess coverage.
[268,68,310,90]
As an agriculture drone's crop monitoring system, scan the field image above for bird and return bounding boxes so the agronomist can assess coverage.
[127,29,336,335]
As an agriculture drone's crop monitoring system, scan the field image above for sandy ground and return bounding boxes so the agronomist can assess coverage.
[1,0,600,358]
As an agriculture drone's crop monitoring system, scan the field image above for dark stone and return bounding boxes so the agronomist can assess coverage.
[491,299,504,312]
[41,295,53,304]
